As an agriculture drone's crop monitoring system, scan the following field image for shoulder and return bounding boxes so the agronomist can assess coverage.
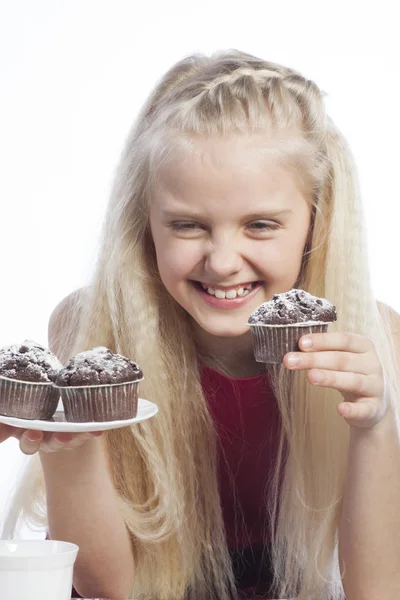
[48,288,86,329]
[377,301,400,360]
[377,300,400,336]
[48,288,88,363]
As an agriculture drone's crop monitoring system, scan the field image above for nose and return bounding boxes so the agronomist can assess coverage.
[204,235,243,280]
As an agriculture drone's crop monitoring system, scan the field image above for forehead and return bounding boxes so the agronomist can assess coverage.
[151,134,310,215]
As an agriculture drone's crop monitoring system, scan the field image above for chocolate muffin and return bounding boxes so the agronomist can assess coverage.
[0,340,62,419]
[247,289,337,363]
[54,347,143,422]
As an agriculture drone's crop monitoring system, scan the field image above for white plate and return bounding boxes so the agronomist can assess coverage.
[0,398,158,432]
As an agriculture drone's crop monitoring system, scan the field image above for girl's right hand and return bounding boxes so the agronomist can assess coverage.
[0,423,103,455]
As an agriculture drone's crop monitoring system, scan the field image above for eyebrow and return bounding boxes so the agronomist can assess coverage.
[161,208,294,220]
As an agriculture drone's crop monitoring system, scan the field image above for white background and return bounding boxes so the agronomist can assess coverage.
[0,0,399,538]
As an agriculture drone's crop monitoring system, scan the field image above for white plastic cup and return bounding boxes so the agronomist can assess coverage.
[0,539,79,600]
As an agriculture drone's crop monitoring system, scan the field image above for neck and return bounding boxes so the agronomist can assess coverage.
[210,359,267,378]
[194,327,266,378]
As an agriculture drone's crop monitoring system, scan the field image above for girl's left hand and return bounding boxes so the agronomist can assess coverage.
[283,332,388,429]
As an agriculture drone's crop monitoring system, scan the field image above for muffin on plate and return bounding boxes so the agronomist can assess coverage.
[0,340,62,419]
[54,347,143,422]
[247,289,337,364]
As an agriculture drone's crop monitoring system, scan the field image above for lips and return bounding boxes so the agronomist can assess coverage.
[191,280,262,308]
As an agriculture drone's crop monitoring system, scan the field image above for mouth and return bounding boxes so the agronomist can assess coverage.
[191,280,263,308]
[199,281,259,298]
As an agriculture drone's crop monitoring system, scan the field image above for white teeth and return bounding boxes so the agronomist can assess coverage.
[200,281,259,298]
[214,289,226,299]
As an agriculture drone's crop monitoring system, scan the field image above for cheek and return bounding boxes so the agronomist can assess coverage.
[255,233,307,276]
[155,240,201,284]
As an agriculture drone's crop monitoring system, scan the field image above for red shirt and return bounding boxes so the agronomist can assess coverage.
[201,364,280,598]
[69,364,280,598]
[201,364,280,550]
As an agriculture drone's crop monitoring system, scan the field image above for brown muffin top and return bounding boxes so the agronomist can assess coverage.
[55,347,143,387]
[0,340,63,383]
[247,289,337,325]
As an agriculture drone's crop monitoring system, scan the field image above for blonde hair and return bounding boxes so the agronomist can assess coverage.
[3,49,400,600]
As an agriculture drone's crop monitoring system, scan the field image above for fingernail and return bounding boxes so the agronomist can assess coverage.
[342,404,351,417]
[313,371,322,384]
[26,432,42,443]
[301,336,312,349]
[287,355,299,367]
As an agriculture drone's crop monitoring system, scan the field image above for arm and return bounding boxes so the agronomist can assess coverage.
[39,291,135,599]
[338,304,400,600]
[284,303,400,600]
[339,406,400,600]
[41,436,135,599]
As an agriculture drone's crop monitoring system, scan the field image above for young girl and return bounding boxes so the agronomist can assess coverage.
[1,49,400,600]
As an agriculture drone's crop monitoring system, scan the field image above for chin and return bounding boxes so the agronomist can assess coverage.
[201,323,251,339]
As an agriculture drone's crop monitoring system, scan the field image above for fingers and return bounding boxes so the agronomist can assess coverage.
[304,369,384,398]
[298,332,374,354]
[0,424,31,444]
[38,431,100,454]
[18,430,103,455]
[285,344,383,376]
[19,430,44,455]
[2,422,104,455]
[0,424,16,443]
[284,350,375,375]
[337,400,383,428]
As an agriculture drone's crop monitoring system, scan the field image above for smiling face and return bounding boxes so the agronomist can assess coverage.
[149,134,312,349]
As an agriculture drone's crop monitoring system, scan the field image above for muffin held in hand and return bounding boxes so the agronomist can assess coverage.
[247,289,337,364]
[0,340,62,419]
[54,347,143,422]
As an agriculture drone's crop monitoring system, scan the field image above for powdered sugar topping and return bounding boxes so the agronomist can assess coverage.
[0,340,63,383]
[55,347,143,386]
[247,289,337,325]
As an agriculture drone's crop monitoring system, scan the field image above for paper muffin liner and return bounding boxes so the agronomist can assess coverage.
[55,378,143,422]
[0,375,59,420]
[248,322,330,364]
